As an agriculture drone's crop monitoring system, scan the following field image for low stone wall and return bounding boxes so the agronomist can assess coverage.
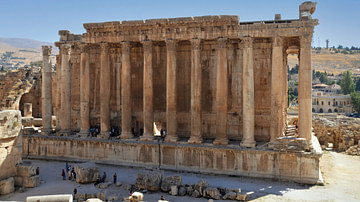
[23,135,322,184]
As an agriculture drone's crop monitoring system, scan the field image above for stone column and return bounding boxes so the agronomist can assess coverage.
[42,45,53,135]
[188,38,202,144]
[165,39,178,142]
[240,37,256,148]
[213,37,229,146]
[299,34,313,142]
[270,37,284,143]
[24,103,32,117]
[98,43,110,139]
[55,55,61,131]
[141,40,154,141]
[121,42,133,139]
[79,44,90,137]
[60,44,71,135]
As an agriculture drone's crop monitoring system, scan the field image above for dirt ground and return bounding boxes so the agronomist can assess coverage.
[0,151,359,202]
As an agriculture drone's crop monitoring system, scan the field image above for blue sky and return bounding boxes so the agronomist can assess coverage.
[0,0,359,47]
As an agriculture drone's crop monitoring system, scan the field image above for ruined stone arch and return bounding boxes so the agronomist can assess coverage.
[328,109,332,113]
[334,108,338,113]
[312,108,315,112]
[319,108,323,113]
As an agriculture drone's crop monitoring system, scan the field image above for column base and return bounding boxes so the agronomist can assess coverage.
[165,136,178,143]
[213,138,228,146]
[78,131,89,138]
[240,141,256,148]
[121,132,133,140]
[59,130,71,136]
[140,134,154,142]
[188,137,202,144]
[97,132,109,139]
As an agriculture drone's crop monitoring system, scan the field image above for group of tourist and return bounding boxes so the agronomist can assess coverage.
[61,162,76,181]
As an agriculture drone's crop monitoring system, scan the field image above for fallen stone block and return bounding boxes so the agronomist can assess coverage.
[16,164,36,177]
[115,181,122,187]
[26,194,73,202]
[170,185,178,196]
[85,199,102,202]
[85,193,97,200]
[178,185,187,196]
[74,193,86,200]
[22,175,40,188]
[186,185,194,196]
[75,163,99,184]
[160,175,182,192]
[131,192,143,202]
[135,171,162,191]
[194,179,209,196]
[204,187,221,200]
[0,177,14,194]
[236,193,247,201]
[223,192,237,200]
[191,190,201,198]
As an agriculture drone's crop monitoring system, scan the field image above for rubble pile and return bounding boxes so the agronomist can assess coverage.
[133,172,247,201]
[346,145,360,156]
[313,114,360,153]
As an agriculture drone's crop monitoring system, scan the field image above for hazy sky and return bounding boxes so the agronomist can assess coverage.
[0,0,359,47]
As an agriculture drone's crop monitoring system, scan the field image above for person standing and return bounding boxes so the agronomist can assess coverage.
[113,173,117,184]
[61,169,66,180]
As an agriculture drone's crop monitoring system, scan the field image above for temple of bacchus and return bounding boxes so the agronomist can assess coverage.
[23,2,323,184]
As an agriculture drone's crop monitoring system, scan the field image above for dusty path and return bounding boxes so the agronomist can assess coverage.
[0,151,359,202]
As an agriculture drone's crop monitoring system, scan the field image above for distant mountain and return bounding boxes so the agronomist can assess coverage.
[0,37,54,50]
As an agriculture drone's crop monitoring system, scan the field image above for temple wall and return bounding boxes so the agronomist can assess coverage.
[22,135,321,184]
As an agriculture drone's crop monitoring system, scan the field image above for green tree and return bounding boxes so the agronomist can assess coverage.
[340,71,355,94]
[319,73,328,83]
[350,92,360,114]
[355,77,360,92]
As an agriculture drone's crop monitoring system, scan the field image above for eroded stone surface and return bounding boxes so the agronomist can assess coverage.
[74,163,99,184]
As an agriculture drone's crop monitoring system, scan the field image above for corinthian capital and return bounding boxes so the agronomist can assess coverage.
[241,37,253,48]
[217,37,228,49]
[60,44,71,55]
[42,45,52,56]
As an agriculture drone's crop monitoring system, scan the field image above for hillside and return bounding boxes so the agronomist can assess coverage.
[288,49,360,75]
[0,37,53,50]
[0,38,57,68]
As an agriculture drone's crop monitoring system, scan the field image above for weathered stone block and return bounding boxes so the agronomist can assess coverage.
[75,163,99,184]
[194,179,209,196]
[16,164,36,177]
[236,193,247,201]
[160,175,182,192]
[26,194,73,202]
[135,171,162,191]
[85,193,97,200]
[74,193,85,200]
[85,199,102,202]
[170,185,178,196]
[204,187,221,200]
[223,192,237,200]
[23,175,40,188]
[107,194,119,201]
[0,177,14,194]
[96,181,112,189]
[191,190,201,198]
[178,186,187,196]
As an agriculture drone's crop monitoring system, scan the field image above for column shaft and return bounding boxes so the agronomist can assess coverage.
[270,37,284,143]
[240,37,256,147]
[213,38,229,146]
[60,44,71,134]
[121,42,133,139]
[299,34,313,142]
[55,55,61,130]
[189,38,202,144]
[79,44,90,137]
[41,45,52,135]
[165,39,178,142]
[141,40,154,141]
[99,43,110,139]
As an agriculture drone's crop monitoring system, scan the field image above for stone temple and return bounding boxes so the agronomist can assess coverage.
[23,2,322,184]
